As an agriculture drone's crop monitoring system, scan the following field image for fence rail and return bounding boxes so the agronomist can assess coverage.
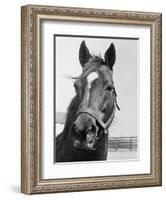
[108,137,137,151]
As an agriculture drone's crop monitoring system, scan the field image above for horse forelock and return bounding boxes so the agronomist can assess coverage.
[84,56,105,71]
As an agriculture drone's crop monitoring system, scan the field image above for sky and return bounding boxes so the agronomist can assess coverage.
[55,36,138,137]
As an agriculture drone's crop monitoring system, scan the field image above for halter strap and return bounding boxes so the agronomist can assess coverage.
[76,103,116,134]
[76,86,120,134]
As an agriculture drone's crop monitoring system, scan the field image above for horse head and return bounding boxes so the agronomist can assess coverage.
[71,41,119,152]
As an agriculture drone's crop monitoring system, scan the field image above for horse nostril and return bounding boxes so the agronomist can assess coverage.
[86,133,94,143]
[88,125,96,132]
[72,123,79,133]
[72,123,83,141]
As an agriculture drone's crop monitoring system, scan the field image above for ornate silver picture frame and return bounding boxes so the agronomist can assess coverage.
[21,5,162,194]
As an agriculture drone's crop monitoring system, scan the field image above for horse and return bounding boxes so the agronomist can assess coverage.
[55,40,120,162]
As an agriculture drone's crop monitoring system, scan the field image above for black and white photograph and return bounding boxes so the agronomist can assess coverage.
[54,36,138,163]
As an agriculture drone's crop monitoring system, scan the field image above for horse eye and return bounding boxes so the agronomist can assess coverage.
[105,85,113,92]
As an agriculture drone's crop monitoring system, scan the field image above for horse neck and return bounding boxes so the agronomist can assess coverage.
[61,95,79,140]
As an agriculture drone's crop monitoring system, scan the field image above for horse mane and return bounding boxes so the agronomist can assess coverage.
[60,95,79,141]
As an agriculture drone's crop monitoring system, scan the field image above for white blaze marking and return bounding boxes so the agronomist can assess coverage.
[87,72,99,103]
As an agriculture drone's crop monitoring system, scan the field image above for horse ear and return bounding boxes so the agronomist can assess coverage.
[104,43,116,70]
[79,40,91,68]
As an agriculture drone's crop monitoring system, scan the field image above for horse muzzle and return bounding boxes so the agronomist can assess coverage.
[73,139,97,151]
[71,113,99,151]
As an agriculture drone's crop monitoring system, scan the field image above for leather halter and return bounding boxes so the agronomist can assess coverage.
[76,88,119,134]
